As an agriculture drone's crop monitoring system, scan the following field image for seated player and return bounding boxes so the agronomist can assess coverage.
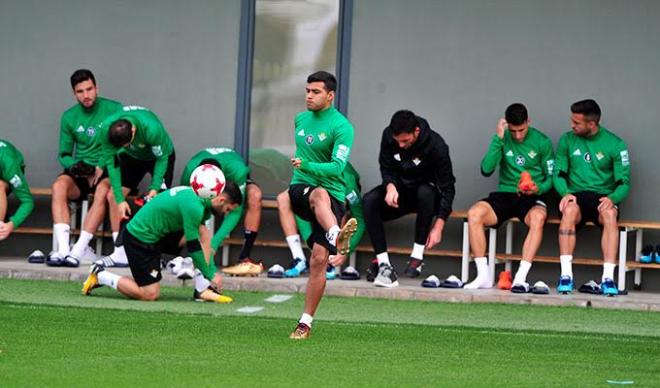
[82,174,242,303]
[0,139,34,240]
[276,162,364,279]
[180,147,263,276]
[464,103,554,291]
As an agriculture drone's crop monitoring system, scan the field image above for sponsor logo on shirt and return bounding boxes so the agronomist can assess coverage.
[573,149,582,156]
[595,152,604,161]
[336,144,350,161]
[123,105,148,111]
[205,147,232,155]
[305,135,314,145]
[505,150,514,157]
[152,145,163,157]
[620,150,630,166]
[297,129,305,136]
[547,159,555,174]
[10,175,22,188]
[515,155,525,166]
[346,190,358,205]
[583,152,592,163]
[394,153,401,161]
[318,132,327,142]
[528,150,537,159]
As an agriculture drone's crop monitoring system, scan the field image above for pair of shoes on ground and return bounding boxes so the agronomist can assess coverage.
[369,257,425,288]
[640,244,660,264]
[266,258,307,278]
[557,275,619,296]
[421,274,463,288]
[44,251,80,268]
[222,258,264,277]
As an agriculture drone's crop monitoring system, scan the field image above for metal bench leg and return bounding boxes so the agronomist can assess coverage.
[461,220,470,282]
[222,244,229,267]
[617,228,627,291]
[505,221,513,272]
[349,251,356,269]
[488,228,497,285]
[634,229,643,289]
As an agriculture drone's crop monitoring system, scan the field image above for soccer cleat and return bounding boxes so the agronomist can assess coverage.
[366,258,379,282]
[222,258,263,277]
[27,249,46,264]
[601,278,619,297]
[655,245,660,264]
[82,264,105,295]
[289,322,311,340]
[497,270,512,290]
[326,265,337,280]
[336,218,358,255]
[374,263,399,288]
[46,251,64,267]
[95,255,129,268]
[194,287,233,303]
[62,255,80,268]
[284,258,307,278]
[403,258,424,278]
[640,244,654,264]
[511,282,530,293]
[557,275,574,294]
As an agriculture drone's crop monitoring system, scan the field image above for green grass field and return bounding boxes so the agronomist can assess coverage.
[1,278,660,387]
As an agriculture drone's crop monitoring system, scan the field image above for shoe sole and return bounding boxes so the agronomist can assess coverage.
[336,218,358,255]
[374,280,399,288]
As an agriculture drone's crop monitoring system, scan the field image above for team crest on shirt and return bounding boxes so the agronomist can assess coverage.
[515,155,525,166]
[318,132,327,142]
[152,145,163,157]
[528,150,537,159]
[305,135,314,145]
[86,127,96,137]
[583,152,592,163]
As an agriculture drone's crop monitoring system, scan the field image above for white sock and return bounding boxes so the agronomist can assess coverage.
[194,270,210,292]
[71,231,94,258]
[97,271,121,290]
[411,243,425,260]
[286,235,306,260]
[54,223,70,255]
[513,260,532,285]
[112,232,119,242]
[602,263,616,282]
[299,313,313,327]
[110,245,128,264]
[560,255,573,278]
[325,225,341,246]
[376,252,390,266]
[464,257,491,289]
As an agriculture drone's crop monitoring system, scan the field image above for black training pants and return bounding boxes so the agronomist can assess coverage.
[363,183,437,254]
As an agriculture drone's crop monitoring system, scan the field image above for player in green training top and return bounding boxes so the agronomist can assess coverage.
[0,140,34,240]
[465,103,554,292]
[82,182,242,303]
[554,99,631,296]
[272,162,364,280]
[180,147,264,276]
[47,69,122,267]
[96,106,176,267]
[287,71,358,340]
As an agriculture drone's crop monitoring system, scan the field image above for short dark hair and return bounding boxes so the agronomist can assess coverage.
[389,110,417,135]
[70,69,96,89]
[571,99,601,123]
[108,119,133,147]
[307,71,337,92]
[505,103,528,126]
[223,180,243,205]
[199,159,221,169]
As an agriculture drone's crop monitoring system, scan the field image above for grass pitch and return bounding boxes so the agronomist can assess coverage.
[1,278,659,387]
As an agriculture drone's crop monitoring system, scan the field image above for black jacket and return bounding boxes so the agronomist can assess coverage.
[379,115,456,220]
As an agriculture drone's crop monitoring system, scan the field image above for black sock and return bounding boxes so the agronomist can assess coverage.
[238,230,258,261]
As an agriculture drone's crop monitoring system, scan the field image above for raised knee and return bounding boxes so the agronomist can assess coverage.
[529,209,547,227]
[276,191,290,208]
[600,208,618,224]
[247,185,262,205]
[51,177,68,196]
[467,206,484,225]
[309,188,328,204]
[561,203,580,220]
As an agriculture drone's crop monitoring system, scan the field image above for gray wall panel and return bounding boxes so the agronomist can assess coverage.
[0,0,241,187]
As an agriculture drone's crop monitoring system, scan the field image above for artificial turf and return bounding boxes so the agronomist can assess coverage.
[1,278,659,387]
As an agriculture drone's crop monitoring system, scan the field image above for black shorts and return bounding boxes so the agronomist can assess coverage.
[59,169,108,200]
[289,183,345,254]
[573,191,620,227]
[482,192,547,228]
[117,152,176,193]
[123,228,184,287]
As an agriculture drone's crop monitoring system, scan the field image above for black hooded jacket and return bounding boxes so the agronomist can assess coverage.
[378,115,456,220]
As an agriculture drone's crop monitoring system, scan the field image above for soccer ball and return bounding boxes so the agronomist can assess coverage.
[190,164,225,199]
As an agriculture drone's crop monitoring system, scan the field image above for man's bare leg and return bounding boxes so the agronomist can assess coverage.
[464,201,497,289]
[514,206,547,287]
[51,175,81,256]
[599,208,619,283]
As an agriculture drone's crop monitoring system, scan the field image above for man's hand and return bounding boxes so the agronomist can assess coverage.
[425,218,445,249]
[598,197,615,212]
[291,158,302,169]
[0,221,15,240]
[384,183,399,208]
[117,201,132,219]
[90,167,104,186]
[519,182,539,196]
[146,190,158,200]
[496,118,507,139]
[328,254,347,267]
[210,273,223,292]
[559,194,577,212]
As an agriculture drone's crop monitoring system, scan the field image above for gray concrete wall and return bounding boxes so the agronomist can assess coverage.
[0,0,241,187]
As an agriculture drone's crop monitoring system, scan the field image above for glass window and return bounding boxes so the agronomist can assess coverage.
[248,0,340,196]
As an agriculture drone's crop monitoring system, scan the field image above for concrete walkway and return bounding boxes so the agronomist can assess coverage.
[2,257,660,312]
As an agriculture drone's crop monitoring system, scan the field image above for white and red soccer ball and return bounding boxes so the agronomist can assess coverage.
[190,164,225,199]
